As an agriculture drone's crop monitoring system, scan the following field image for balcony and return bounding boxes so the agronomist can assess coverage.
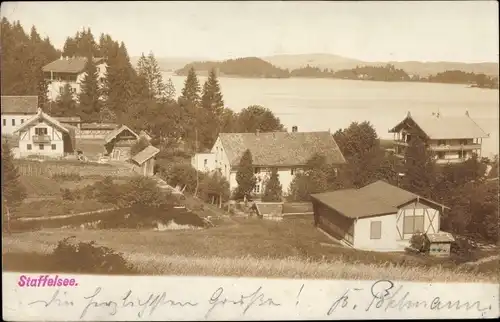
[429,144,481,152]
[393,140,409,147]
[32,135,51,144]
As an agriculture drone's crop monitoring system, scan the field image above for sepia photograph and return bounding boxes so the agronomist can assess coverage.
[1,1,499,320]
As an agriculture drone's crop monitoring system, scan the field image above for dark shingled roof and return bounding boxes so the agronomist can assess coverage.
[80,122,119,130]
[55,116,82,123]
[219,131,346,167]
[311,180,448,219]
[42,57,105,74]
[1,96,38,114]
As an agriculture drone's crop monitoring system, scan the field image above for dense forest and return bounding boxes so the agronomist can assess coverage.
[176,57,290,78]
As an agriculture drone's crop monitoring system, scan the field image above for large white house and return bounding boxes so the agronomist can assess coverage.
[389,111,490,164]
[192,128,346,196]
[42,56,107,102]
[1,96,38,136]
[311,180,452,252]
[13,109,74,159]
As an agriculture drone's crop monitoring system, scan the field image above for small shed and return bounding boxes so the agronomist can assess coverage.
[252,202,284,221]
[131,145,160,177]
[427,232,455,257]
[104,125,139,161]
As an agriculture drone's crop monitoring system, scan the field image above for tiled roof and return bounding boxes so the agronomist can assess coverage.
[253,202,283,217]
[104,125,139,144]
[80,122,119,130]
[131,145,160,165]
[389,113,489,139]
[427,232,455,243]
[311,180,447,219]
[219,131,346,167]
[54,116,82,123]
[1,96,38,114]
[14,109,69,134]
[42,57,105,74]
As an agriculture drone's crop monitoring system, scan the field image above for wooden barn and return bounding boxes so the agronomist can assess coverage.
[103,125,139,161]
[131,145,160,177]
[311,180,450,252]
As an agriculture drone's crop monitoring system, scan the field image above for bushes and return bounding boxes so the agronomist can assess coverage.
[160,162,199,193]
[410,232,431,253]
[52,237,137,274]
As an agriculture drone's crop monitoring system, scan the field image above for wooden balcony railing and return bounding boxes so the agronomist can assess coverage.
[429,144,481,151]
[32,135,51,143]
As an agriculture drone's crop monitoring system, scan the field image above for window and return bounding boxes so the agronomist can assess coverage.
[370,221,382,239]
[59,86,64,94]
[27,144,32,150]
[254,167,260,174]
[437,152,445,159]
[12,119,15,126]
[2,119,6,126]
[291,168,296,175]
[35,128,48,135]
[204,159,208,167]
[438,140,446,146]
[403,213,425,234]
[39,144,44,150]
[51,144,56,150]
[253,185,260,193]
[405,134,412,143]
[21,119,24,124]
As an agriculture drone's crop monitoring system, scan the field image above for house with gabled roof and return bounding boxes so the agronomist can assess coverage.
[193,127,346,197]
[1,96,39,135]
[103,125,139,161]
[43,56,107,102]
[311,180,451,252]
[131,145,160,177]
[13,108,75,158]
[389,111,489,164]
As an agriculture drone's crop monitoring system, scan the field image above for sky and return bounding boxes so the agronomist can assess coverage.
[1,1,499,63]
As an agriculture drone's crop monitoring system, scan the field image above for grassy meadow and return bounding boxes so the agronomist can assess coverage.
[3,217,498,282]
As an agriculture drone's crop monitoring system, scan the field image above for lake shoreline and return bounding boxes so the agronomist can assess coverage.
[170,72,499,89]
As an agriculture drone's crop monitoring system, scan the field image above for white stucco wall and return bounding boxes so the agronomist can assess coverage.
[1,114,36,135]
[211,137,232,181]
[353,214,401,252]
[17,120,65,158]
[191,153,216,172]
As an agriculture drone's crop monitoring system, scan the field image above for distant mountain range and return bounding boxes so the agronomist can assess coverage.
[136,53,499,77]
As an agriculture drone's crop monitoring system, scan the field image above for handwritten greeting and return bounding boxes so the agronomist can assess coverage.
[23,279,494,320]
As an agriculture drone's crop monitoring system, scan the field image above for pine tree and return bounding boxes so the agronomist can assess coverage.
[1,140,27,211]
[136,51,166,101]
[51,83,77,116]
[165,78,176,102]
[78,54,101,121]
[401,130,437,198]
[179,67,201,107]
[234,149,256,200]
[262,168,282,201]
[201,68,224,114]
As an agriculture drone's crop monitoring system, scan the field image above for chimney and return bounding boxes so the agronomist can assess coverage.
[465,110,470,117]
[407,111,411,118]
[292,125,298,133]
[256,129,260,136]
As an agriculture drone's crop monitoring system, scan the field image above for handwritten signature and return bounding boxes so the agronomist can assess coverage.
[327,279,492,315]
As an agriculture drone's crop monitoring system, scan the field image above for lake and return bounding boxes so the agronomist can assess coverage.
[163,72,499,158]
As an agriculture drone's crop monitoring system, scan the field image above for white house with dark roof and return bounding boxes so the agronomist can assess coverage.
[311,180,452,252]
[1,96,38,135]
[13,108,74,158]
[42,56,107,102]
[193,128,346,196]
[389,111,490,164]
